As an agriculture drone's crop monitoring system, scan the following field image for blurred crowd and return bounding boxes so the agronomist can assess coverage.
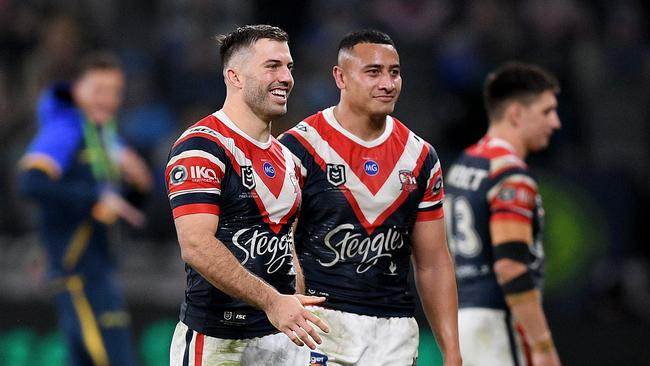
[1,0,649,321]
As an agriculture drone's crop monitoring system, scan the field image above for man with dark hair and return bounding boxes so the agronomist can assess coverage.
[18,51,151,366]
[444,62,562,366]
[165,24,328,365]
[280,29,461,366]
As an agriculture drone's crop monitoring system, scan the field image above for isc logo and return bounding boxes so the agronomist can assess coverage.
[364,160,379,176]
[190,166,217,180]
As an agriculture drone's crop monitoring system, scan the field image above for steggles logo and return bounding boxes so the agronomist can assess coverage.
[232,228,292,274]
[320,224,405,273]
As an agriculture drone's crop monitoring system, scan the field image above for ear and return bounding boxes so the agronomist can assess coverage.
[332,65,345,90]
[225,68,243,89]
[504,102,523,127]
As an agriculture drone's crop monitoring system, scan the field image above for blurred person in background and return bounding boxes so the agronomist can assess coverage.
[165,25,328,365]
[444,62,561,366]
[17,52,152,366]
[280,29,461,366]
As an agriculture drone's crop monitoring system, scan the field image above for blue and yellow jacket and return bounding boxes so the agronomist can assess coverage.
[18,84,123,279]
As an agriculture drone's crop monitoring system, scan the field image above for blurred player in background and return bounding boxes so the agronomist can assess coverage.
[165,25,328,365]
[280,30,461,366]
[17,52,152,366]
[444,62,562,366]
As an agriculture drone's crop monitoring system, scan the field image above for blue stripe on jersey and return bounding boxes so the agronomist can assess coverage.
[170,135,226,160]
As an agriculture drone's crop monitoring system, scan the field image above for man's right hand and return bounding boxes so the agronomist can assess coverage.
[264,294,329,349]
[93,190,146,228]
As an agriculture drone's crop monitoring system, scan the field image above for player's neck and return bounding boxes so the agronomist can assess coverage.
[486,124,528,159]
[332,104,387,141]
[222,98,272,143]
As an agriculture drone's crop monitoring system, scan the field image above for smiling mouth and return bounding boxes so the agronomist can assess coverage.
[270,89,288,98]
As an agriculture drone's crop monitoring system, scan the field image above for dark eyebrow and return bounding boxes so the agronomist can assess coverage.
[362,63,400,69]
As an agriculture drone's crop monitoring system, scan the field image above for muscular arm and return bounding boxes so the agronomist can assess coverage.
[175,213,280,308]
[491,220,561,365]
[174,213,328,348]
[412,219,462,366]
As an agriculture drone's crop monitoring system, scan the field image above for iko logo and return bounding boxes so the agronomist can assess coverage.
[170,166,188,185]
[241,165,256,189]
[364,160,379,176]
[326,164,346,186]
[190,166,217,182]
[262,162,276,178]
[310,351,328,366]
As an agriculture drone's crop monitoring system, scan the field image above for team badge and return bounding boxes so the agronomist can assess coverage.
[170,165,188,185]
[326,164,346,186]
[364,160,379,176]
[310,351,328,366]
[223,311,232,321]
[241,165,256,189]
[398,170,417,192]
[263,162,276,178]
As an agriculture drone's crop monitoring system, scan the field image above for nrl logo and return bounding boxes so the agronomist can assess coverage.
[326,164,346,186]
[241,165,256,189]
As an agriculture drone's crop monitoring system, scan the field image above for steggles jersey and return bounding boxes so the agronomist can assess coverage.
[165,110,301,339]
[279,106,445,317]
[444,135,544,310]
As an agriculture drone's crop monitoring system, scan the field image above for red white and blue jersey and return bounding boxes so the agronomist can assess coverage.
[279,107,445,317]
[165,110,301,339]
[444,136,544,310]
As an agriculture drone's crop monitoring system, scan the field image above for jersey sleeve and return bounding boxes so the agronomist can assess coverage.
[416,145,445,221]
[487,170,538,223]
[166,136,227,219]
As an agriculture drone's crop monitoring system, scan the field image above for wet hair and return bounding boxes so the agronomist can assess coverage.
[73,51,123,79]
[483,61,560,121]
[216,24,289,67]
[338,29,395,54]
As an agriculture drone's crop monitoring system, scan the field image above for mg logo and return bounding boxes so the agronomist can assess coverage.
[262,162,276,178]
[364,160,379,176]
[326,164,346,186]
[241,165,256,189]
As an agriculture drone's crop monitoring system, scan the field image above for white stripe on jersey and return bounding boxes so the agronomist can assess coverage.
[296,122,428,224]
[490,155,525,175]
[418,199,443,209]
[166,149,226,172]
[168,187,221,200]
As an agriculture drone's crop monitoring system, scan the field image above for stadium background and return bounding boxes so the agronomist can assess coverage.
[0,0,648,365]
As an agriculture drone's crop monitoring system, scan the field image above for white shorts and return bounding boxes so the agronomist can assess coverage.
[169,321,303,366]
[286,306,419,366]
[458,308,526,366]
